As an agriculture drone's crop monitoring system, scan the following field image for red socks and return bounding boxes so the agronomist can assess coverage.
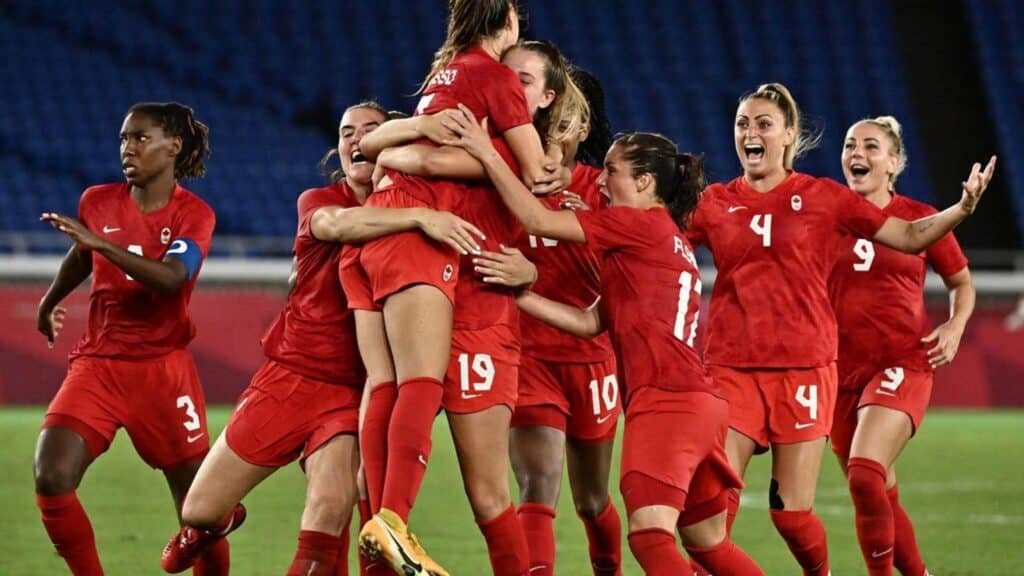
[36,491,104,576]
[888,484,928,576]
[381,377,442,521]
[193,538,230,575]
[287,530,341,576]
[362,382,396,512]
[627,528,689,575]
[685,538,765,576]
[579,500,622,575]
[518,503,556,575]
[848,457,895,576]
[334,519,351,576]
[769,509,830,576]
[478,506,530,576]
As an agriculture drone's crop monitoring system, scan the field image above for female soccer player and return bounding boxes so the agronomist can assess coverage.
[350,40,584,576]
[830,116,974,576]
[685,83,995,575]
[344,2,554,573]
[159,102,481,576]
[442,108,765,575]
[509,60,623,576]
[34,102,226,575]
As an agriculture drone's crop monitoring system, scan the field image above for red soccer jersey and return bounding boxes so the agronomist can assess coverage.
[71,183,214,360]
[373,45,532,211]
[575,206,716,403]
[687,172,888,368]
[518,163,613,363]
[261,182,366,387]
[830,193,967,388]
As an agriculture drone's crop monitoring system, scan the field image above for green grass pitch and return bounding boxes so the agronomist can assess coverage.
[1,407,1021,574]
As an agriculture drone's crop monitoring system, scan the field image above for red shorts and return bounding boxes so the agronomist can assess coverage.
[44,349,210,469]
[830,366,933,460]
[710,363,837,450]
[339,245,380,312]
[511,355,620,441]
[442,324,519,414]
[619,388,742,516]
[226,361,361,468]
[359,188,459,306]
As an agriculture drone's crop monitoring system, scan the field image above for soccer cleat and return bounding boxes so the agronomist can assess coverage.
[161,503,247,573]
[358,508,449,576]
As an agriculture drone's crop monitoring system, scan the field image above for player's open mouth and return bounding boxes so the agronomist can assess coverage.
[351,150,368,164]
[122,162,138,175]
[744,143,765,163]
[850,163,870,177]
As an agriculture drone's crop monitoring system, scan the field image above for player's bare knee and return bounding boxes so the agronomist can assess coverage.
[467,480,512,521]
[181,494,225,529]
[33,460,81,496]
[574,491,610,518]
[519,470,561,505]
[768,478,813,511]
[680,515,726,549]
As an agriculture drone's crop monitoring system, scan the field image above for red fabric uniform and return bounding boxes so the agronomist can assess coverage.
[828,193,967,458]
[358,46,533,305]
[687,173,888,446]
[44,183,215,468]
[512,163,619,439]
[575,206,739,511]
[227,183,365,467]
[442,176,523,414]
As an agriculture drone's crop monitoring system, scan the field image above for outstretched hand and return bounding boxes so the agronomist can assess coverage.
[959,155,997,214]
[40,212,106,251]
[37,304,67,348]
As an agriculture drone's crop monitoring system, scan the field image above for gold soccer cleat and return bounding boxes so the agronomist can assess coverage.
[358,508,449,576]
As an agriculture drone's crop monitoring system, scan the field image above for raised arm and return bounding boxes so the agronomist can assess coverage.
[37,243,92,347]
[873,156,996,253]
[442,105,586,242]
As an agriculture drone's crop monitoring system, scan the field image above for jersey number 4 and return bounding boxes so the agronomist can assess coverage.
[750,214,773,247]
[673,271,702,347]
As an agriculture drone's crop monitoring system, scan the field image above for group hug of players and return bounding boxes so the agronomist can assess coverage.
[32,1,997,575]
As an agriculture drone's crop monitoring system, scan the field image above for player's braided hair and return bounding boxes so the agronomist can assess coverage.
[569,65,612,169]
[319,101,389,183]
[127,102,210,180]
[421,0,520,92]
[505,40,588,146]
[739,82,820,170]
[614,132,705,229]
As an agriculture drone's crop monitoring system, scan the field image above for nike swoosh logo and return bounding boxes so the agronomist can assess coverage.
[727,206,748,213]
[876,390,897,397]
[186,433,205,444]
[461,392,482,399]
[871,547,893,558]
[794,422,816,430]
[418,454,428,466]
[102,226,121,233]
[596,414,614,424]
[385,524,423,574]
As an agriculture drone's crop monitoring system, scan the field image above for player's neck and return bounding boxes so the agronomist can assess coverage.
[743,168,787,193]
[130,172,176,212]
[347,178,370,204]
[478,39,503,61]
[862,186,894,209]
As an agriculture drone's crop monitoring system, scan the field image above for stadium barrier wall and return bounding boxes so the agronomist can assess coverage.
[1,257,1022,407]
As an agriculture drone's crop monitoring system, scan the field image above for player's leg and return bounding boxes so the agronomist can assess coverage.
[161,436,268,573]
[377,285,451,521]
[564,359,622,576]
[449,405,530,576]
[287,434,360,576]
[34,426,104,576]
[566,437,621,576]
[509,424,565,576]
[846,405,913,576]
[35,358,120,576]
[354,309,397,514]
[769,439,830,576]
[678,509,764,576]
